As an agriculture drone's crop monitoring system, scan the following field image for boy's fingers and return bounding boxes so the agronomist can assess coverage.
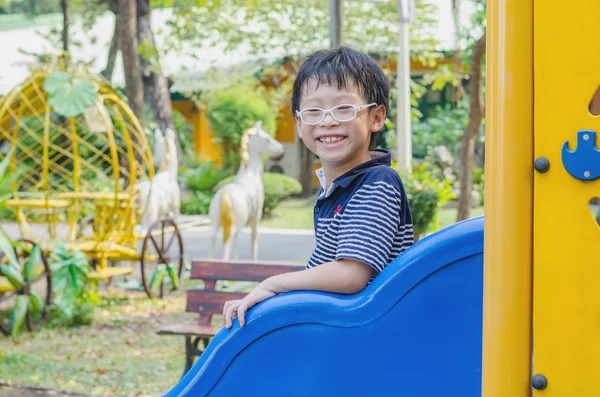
[225,301,240,329]
[238,301,248,327]
[223,300,233,318]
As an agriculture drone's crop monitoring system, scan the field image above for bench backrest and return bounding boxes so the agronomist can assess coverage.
[187,259,306,325]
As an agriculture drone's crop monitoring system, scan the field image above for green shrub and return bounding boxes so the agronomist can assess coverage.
[205,85,277,175]
[261,173,303,214]
[181,190,213,215]
[180,161,226,215]
[47,242,100,328]
[396,162,455,240]
[412,99,470,159]
[214,172,302,215]
[184,161,226,192]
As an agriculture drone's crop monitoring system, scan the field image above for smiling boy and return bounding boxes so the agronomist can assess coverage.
[223,46,414,329]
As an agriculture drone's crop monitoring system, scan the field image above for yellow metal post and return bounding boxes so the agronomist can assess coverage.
[532,0,600,395]
[483,0,534,395]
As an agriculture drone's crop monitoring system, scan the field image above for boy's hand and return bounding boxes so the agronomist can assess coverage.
[222,260,372,330]
[223,281,276,329]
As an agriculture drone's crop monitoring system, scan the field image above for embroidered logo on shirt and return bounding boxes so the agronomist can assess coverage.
[333,205,343,217]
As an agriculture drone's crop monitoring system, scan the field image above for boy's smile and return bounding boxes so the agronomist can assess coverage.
[295,78,386,184]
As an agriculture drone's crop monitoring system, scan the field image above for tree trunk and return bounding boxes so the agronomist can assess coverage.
[457,31,486,222]
[61,0,69,52]
[136,0,183,162]
[101,20,119,81]
[118,0,145,129]
[451,0,464,104]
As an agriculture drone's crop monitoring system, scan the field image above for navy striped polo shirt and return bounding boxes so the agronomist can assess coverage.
[307,149,414,274]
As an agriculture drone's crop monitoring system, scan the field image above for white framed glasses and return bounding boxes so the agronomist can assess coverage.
[295,103,377,125]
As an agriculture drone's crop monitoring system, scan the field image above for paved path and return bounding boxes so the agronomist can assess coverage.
[1,217,316,264]
[181,225,315,263]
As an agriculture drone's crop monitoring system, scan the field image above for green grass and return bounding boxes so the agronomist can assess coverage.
[261,197,485,232]
[437,205,485,230]
[0,291,195,396]
[260,197,316,230]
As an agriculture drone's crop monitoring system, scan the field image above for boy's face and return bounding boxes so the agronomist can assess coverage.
[295,78,386,168]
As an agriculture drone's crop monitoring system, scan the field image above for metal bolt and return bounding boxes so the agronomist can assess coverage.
[532,374,548,390]
[534,157,550,173]
[584,171,591,178]
[584,134,590,141]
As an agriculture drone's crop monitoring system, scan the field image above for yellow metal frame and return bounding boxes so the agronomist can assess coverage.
[0,57,156,278]
[483,0,534,395]
[486,0,600,395]
[531,1,600,395]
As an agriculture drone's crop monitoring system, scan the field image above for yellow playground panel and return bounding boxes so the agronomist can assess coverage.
[0,55,186,300]
[485,0,600,395]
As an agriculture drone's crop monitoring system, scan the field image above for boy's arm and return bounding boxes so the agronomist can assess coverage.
[224,259,373,328]
[223,172,410,329]
[268,258,375,294]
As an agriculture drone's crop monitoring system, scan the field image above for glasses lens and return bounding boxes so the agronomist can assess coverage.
[332,105,356,121]
[301,109,324,124]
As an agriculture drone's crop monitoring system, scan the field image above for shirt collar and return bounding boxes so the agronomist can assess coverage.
[315,149,392,196]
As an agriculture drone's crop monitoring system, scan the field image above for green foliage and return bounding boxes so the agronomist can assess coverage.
[43,72,98,118]
[396,163,455,239]
[0,229,19,269]
[166,0,452,143]
[461,0,487,64]
[0,238,47,336]
[181,190,213,215]
[422,146,459,189]
[205,84,277,174]
[2,0,59,16]
[0,146,15,210]
[215,172,302,215]
[181,161,227,215]
[261,173,303,214]
[173,108,195,162]
[9,295,28,336]
[167,0,442,66]
[48,242,99,327]
[184,161,226,192]
[472,166,485,205]
[412,99,470,159]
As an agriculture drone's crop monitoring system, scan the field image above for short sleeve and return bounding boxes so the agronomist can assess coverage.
[335,176,405,273]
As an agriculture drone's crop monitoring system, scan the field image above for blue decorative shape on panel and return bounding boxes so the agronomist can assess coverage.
[162,217,485,397]
[562,130,600,181]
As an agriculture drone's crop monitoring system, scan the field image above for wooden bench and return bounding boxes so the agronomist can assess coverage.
[156,259,305,378]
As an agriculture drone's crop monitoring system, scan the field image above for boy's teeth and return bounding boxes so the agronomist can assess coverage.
[319,136,343,143]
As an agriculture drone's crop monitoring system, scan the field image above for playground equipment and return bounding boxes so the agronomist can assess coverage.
[208,121,284,260]
[165,218,484,396]
[0,56,189,301]
[160,0,600,395]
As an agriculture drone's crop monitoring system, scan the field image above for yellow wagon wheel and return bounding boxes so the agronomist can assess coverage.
[140,217,184,299]
[0,239,52,336]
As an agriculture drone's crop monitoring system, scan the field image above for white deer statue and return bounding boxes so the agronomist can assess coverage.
[136,127,180,234]
[209,121,284,260]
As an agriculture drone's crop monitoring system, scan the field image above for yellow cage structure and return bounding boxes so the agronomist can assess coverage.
[0,57,185,305]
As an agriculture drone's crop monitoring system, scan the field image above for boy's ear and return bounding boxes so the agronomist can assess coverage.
[294,115,304,139]
[370,105,387,132]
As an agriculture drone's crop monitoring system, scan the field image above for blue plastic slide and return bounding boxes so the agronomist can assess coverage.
[163,216,484,397]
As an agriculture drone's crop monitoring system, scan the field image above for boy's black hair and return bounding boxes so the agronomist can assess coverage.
[291,46,390,148]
